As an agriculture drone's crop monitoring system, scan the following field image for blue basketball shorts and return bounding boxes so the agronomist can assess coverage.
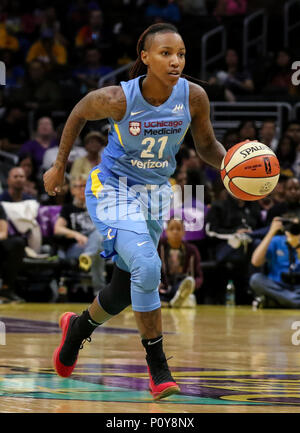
[85,171,172,312]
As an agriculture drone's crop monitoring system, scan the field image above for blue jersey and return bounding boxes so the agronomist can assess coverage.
[97,75,191,186]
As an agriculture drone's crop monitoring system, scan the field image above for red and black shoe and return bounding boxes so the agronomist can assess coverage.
[146,355,180,400]
[53,312,91,378]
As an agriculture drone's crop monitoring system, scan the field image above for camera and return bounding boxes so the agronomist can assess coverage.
[281,272,300,285]
[279,218,300,235]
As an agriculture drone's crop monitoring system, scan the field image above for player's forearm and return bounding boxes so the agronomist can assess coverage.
[54,111,86,170]
[195,139,226,170]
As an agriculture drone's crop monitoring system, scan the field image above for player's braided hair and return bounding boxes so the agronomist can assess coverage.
[129,23,204,84]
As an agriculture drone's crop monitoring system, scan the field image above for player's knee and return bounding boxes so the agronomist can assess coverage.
[131,251,161,293]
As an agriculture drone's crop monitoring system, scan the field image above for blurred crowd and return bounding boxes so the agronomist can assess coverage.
[0,0,300,307]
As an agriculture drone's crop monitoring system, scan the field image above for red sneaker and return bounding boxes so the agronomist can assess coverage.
[53,312,89,378]
[147,356,180,400]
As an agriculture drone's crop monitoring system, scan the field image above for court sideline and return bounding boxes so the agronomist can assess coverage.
[1,303,300,413]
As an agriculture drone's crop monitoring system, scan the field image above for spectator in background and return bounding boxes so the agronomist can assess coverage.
[222,128,240,150]
[75,9,109,50]
[11,60,62,113]
[209,49,254,99]
[263,49,294,98]
[54,175,105,294]
[145,0,181,24]
[66,0,89,39]
[0,166,34,202]
[0,49,25,93]
[285,121,300,148]
[276,135,297,178]
[214,0,247,17]
[42,131,87,175]
[19,116,58,170]
[267,177,300,224]
[269,175,286,205]
[170,162,187,190]
[206,193,263,304]
[26,28,67,70]
[213,0,247,49]
[164,167,212,260]
[158,218,203,308]
[259,119,278,151]
[178,145,217,186]
[39,7,68,48]
[179,0,207,15]
[70,131,105,180]
[180,147,203,172]
[0,104,29,153]
[238,120,258,141]
[203,79,236,102]
[290,123,300,177]
[0,22,19,51]
[0,203,25,303]
[72,46,114,95]
[18,154,39,198]
[250,217,300,308]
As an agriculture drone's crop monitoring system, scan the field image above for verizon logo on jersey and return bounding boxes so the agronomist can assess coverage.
[131,159,169,169]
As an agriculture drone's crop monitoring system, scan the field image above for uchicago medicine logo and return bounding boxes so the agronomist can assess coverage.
[129,121,141,136]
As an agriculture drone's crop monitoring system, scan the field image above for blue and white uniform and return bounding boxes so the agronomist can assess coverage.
[86,75,191,311]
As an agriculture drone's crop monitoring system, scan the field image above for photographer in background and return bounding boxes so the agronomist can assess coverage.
[250,217,300,308]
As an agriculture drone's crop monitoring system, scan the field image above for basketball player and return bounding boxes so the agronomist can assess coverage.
[44,23,226,400]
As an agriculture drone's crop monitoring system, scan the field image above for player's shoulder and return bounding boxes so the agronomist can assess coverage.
[188,81,210,118]
[89,85,127,121]
[92,85,126,104]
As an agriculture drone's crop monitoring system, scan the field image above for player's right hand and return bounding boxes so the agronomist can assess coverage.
[43,165,65,196]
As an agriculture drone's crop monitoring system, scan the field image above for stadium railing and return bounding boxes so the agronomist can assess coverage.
[292,102,300,120]
[243,9,268,68]
[284,0,300,47]
[98,62,134,88]
[210,101,293,141]
[200,25,227,81]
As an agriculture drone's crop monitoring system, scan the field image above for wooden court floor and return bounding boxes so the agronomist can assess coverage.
[1,303,300,413]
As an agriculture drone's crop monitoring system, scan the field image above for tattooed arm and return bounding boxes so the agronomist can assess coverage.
[189,82,226,169]
[43,86,126,195]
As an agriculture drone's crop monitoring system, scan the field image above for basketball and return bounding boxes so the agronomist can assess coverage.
[220,140,280,201]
